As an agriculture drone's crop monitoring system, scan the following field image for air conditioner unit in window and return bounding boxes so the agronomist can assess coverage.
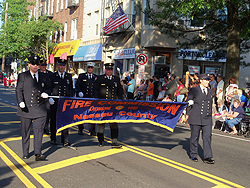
[154,56,166,64]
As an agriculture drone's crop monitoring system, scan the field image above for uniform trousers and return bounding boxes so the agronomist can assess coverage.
[50,104,69,143]
[190,124,213,159]
[20,116,46,156]
[97,123,119,143]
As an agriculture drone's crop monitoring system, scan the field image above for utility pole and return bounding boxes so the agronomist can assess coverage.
[2,2,8,73]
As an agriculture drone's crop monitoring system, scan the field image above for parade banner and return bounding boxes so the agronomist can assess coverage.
[56,97,188,133]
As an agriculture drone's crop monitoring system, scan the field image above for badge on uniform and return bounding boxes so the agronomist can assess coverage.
[114,82,117,87]
[101,84,105,85]
[54,82,58,84]
[83,80,87,81]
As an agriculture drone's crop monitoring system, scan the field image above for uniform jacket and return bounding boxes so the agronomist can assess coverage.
[16,71,52,118]
[94,74,123,99]
[75,73,97,98]
[49,72,73,97]
[186,86,213,126]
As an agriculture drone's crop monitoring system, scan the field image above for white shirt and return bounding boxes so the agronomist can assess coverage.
[30,71,38,82]
[216,80,224,99]
[199,85,207,95]
[157,90,166,100]
[58,71,65,79]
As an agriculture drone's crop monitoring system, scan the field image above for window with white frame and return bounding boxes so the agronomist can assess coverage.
[94,10,99,36]
[55,30,58,43]
[59,30,62,42]
[143,0,150,26]
[64,22,67,42]
[34,7,36,17]
[65,0,68,9]
[85,13,91,38]
[51,0,54,14]
[60,0,63,10]
[56,0,59,13]
[105,7,110,18]
[45,0,47,14]
[71,18,78,40]
[48,0,50,15]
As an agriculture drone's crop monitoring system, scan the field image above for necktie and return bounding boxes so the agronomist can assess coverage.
[203,88,206,96]
[60,73,63,79]
[33,74,37,83]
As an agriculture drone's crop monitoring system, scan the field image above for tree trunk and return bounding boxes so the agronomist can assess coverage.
[224,0,240,97]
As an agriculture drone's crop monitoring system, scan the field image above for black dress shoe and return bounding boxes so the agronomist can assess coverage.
[78,131,83,135]
[44,129,50,135]
[50,140,58,145]
[98,141,104,147]
[204,158,215,164]
[23,155,29,159]
[191,157,198,162]
[63,141,71,147]
[35,154,45,161]
[111,143,122,148]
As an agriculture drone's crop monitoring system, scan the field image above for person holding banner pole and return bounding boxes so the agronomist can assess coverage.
[49,60,73,146]
[186,73,215,164]
[93,62,123,148]
[16,56,52,161]
[76,62,97,136]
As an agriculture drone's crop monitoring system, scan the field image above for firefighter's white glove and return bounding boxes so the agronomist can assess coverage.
[19,102,25,108]
[188,100,194,106]
[41,92,49,98]
[49,98,55,105]
[78,92,84,97]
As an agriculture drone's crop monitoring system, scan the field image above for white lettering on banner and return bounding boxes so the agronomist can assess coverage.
[114,48,135,59]
[178,49,226,62]
[188,66,200,74]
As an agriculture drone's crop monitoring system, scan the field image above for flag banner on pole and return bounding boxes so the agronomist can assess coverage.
[56,97,188,133]
[103,6,129,34]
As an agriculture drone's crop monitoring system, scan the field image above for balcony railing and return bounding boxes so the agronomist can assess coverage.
[102,13,136,35]
[67,0,79,8]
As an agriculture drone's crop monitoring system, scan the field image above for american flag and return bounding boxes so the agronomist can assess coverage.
[103,6,129,34]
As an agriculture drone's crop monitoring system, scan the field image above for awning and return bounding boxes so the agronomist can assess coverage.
[53,40,81,58]
[73,43,102,62]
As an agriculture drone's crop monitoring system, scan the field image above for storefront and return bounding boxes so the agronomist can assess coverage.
[73,43,102,75]
[113,48,135,78]
[178,49,226,76]
[52,40,81,73]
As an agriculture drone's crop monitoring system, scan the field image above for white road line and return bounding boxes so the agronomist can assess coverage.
[11,103,16,106]
[176,125,250,142]
[4,101,8,102]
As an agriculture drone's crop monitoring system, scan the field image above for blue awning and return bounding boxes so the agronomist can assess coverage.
[73,43,102,62]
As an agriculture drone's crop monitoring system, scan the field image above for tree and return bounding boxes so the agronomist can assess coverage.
[0,1,62,62]
[144,0,250,89]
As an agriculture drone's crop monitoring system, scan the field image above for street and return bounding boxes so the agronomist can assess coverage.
[0,83,249,188]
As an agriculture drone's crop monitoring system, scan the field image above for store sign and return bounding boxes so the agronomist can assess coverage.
[205,67,216,74]
[188,66,200,74]
[178,49,226,62]
[114,48,135,59]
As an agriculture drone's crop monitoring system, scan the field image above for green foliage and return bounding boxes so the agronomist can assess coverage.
[0,1,62,61]
[144,0,250,63]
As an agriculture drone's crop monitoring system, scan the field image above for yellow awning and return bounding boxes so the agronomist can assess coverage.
[53,40,81,58]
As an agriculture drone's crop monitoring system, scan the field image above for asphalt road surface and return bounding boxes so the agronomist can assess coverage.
[0,83,249,188]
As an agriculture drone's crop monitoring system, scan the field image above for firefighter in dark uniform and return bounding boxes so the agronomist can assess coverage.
[16,56,52,161]
[93,62,123,148]
[76,62,97,135]
[186,73,215,164]
[39,60,53,135]
[49,60,73,146]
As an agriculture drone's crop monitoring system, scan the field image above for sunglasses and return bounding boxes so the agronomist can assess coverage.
[31,62,40,65]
